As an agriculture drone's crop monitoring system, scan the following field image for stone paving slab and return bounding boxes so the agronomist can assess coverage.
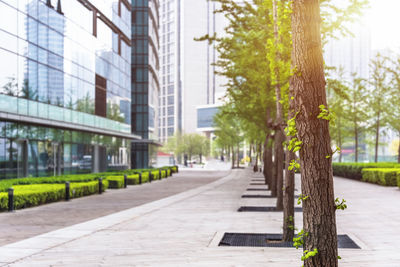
[1,169,400,266]
[0,170,228,246]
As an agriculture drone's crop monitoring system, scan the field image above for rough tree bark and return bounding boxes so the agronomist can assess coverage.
[272,0,285,211]
[283,85,296,242]
[274,131,285,210]
[291,1,338,266]
[270,135,277,197]
[263,135,272,186]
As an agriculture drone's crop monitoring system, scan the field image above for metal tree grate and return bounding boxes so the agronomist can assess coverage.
[238,206,303,212]
[218,233,360,249]
[249,183,266,186]
[247,188,269,191]
[242,195,274,198]
[251,179,265,182]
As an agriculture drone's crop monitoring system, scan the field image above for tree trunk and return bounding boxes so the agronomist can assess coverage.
[231,146,235,169]
[354,126,358,162]
[270,135,277,197]
[254,142,259,172]
[263,135,272,186]
[398,133,400,163]
[236,143,240,168]
[374,113,380,163]
[274,131,284,211]
[249,142,253,164]
[283,147,295,241]
[291,1,338,266]
[283,80,296,242]
[272,0,285,212]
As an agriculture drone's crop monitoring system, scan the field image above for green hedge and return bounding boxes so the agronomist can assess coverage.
[361,168,400,186]
[106,176,125,189]
[0,167,177,192]
[0,174,102,192]
[333,162,400,180]
[0,180,109,211]
[397,172,400,188]
[0,166,176,211]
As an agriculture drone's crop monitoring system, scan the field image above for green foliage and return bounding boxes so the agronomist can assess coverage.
[297,194,309,205]
[301,248,318,263]
[332,162,400,180]
[334,198,347,210]
[287,215,297,231]
[318,104,335,123]
[126,174,140,185]
[0,181,109,211]
[163,132,210,161]
[397,172,400,188]
[0,174,102,192]
[288,159,300,172]
[361,168,400,186]
[293,229,308,249]
[107,176,125,189]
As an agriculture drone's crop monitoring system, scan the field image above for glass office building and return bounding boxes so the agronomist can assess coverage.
[131,0,160,168]
[0,0,138,178]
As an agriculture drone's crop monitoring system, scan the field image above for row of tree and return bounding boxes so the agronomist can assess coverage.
[328,53,400,163]
[163,132,210,164]
[202,0,368,266]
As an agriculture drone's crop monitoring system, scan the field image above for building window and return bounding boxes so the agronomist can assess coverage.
[95,74,107,117]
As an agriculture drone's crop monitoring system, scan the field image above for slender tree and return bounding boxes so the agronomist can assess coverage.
[384,53,400,163]
[369,53,390,162]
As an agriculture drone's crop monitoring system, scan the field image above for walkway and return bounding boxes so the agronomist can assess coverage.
[0,170,229,246]
[1,169,400,266]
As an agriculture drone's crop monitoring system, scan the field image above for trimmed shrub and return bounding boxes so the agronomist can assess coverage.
[397,172,400,188]
[106,176,125,189]
[333,162,400,180]
[0,174,103,192]
[0,180,109,211]
[361,168,400,186]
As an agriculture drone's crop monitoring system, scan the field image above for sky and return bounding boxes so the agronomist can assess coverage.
[362,0,400,50]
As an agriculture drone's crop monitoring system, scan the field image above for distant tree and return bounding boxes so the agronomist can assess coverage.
[369,53,391,162]
[384,53,400,163]
[345,73,369,162]
[326,68,350,163]
[163,132,210,164]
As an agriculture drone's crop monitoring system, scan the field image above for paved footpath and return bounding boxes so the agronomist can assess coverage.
[0,170,229,246]
[0,169,400,266]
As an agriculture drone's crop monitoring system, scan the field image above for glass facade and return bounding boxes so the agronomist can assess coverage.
[0,0,133,178]
[197,106,219,129]
[131,0,160,168]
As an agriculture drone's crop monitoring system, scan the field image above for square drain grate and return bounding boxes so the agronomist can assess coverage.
[249,183,266,186]
[247,188,270,191]
[242,195,274,198]
[238,206,303,212]
[218,233,360,249]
